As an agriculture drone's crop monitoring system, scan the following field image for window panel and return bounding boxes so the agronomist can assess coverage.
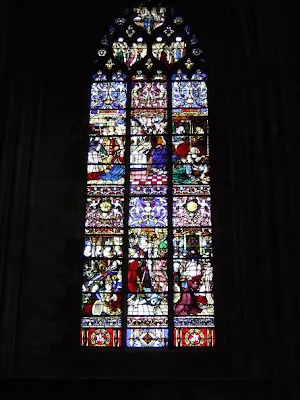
[81,3,215,348]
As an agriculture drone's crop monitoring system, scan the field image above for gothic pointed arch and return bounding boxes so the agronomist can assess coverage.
[80,2,215,348]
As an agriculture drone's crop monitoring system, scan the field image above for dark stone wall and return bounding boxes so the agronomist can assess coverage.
[0,0,298,399]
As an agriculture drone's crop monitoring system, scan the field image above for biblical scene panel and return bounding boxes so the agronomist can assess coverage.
[171,70,207,82]
[88,109,126,184]
[133,6,166,33]
[89,109,126,133]
[173,258,214,317]
[127,293,168,316]
[82,259,122,317]
[173,147,210,185]
[84,230,123,258]
[173,115,208,149]
[131,82,167,108]
[90,82,127,109]
[130,108,168,187]
[85,196,124,228]
[87,135,125,184]
[130,136,168,168]
[173,227,212,258]
[173,196,211,227]
[128,228,168,258]
[152,38,187,66]
[173,120,208,143]
[128,259,168,294]
[131,108,167,136]
[172,114,209,185]
[113,39,147,68]
[129,196,168,227]
[127,259,168,316]
[130,135,168,186]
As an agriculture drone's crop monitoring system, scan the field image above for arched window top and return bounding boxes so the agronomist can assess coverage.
[93,3,206,81]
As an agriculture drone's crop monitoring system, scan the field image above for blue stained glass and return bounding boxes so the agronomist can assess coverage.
[171,70,189,80]
[90,82,127,109]
[129,197,168,227]
[130,135,167,168]
[101,35,109,46]
[185,25,191,35]
[81,316,122,329]
[112,71,127,81]
[191,69,207,80]
[133,6,166,34]
[82,257,123,317]
[172,81,207,109]
[126,328,168,347]
[174,316,214,328]
[92,70,107,81]
[82,4,215,348]
[190,34,198,45]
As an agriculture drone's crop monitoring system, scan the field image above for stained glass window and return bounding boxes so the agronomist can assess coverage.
[80,3,215,348]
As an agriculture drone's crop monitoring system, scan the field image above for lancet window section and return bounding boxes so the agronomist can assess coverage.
[80,4,215,348]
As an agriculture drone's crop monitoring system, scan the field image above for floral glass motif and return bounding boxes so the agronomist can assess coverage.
[172,80,208,110]
[126,25,135,38]
[105,58,115,70]
[81,4,215,348]
[90,82,127,109]
[164,26,174,36]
